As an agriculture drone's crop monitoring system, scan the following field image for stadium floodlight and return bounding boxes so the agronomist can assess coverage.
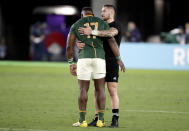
[33,5,78,16]
[53,6,78,15]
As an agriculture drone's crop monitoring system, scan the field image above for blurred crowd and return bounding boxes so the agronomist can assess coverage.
[1,19,189,61]
[29,22,46,61]
[28,19,189,62]
[160,22,189,44]
[123,21,142,42]
[29,16,70,61]
[123,21,189,45]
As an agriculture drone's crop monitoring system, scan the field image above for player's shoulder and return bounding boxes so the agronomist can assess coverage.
[92,16,103,21]
[71,18,83,27]
[85,16,109,28]
[109,21,121,28]
[85,16,105,23]
[70,18,84,34]
[94,16,107,24]
[109,21,121,32]
[92,17,109,26]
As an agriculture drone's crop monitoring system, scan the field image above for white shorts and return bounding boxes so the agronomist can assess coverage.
[77,58,106,80]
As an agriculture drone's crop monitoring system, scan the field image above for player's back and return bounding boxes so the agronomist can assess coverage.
[70,15,109,59]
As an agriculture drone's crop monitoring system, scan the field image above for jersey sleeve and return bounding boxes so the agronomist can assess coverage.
[114,23,121,35]
[69,24,76,35]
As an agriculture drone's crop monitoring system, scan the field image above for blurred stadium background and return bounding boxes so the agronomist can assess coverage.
[0,0,189,131]
[0,0,189,63]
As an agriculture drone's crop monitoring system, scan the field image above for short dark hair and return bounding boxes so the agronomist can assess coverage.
[103,4,116,12]
[103,5,116,18]
[81,7,93,13]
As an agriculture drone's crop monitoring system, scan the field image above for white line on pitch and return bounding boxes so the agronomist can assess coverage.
[0,128,60,131]
[123,109,189,114]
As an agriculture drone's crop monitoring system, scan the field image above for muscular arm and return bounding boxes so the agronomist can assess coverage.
[107,37,120,57]
[66,33,77,76]
[78,27,118,37]
[107,37,126,72]
[97,27,118,37]
[66,33,77,59]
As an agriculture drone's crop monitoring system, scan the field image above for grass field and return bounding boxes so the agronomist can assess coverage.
[0,61,189,131]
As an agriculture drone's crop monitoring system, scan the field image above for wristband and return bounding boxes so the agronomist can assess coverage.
[68,58,74,65]
[91,30,99,36]
[116,56,121,61]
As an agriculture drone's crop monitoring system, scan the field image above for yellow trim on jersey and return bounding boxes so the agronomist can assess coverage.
[91,42,97,58]
[84,15,94,17]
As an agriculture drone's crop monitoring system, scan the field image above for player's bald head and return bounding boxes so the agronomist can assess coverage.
[81,7,94,17]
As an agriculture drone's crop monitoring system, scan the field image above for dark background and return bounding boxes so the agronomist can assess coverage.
[0,0,188,60]
[117,0,189,41]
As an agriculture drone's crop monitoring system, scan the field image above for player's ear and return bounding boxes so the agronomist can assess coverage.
[110,9,114,14]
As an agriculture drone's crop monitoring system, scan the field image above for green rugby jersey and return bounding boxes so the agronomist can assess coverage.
[70,15,109,59]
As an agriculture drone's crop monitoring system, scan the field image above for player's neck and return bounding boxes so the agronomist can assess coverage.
[106,18,114,24]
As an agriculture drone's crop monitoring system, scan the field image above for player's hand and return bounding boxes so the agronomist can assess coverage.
[76,41,85,50]
[78,26,92,36]
[70,64,77,76]
[117,60,126,72]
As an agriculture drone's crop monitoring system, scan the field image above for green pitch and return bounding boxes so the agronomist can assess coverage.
[0,61,189,131]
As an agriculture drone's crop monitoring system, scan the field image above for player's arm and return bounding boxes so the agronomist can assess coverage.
[107,37,126,72]
[66,33,77,76]
[66,33,76,59]
[96,27,118,37]
[78,26,118,37]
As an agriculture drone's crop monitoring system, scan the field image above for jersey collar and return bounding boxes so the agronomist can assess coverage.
[84,15,94,17]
